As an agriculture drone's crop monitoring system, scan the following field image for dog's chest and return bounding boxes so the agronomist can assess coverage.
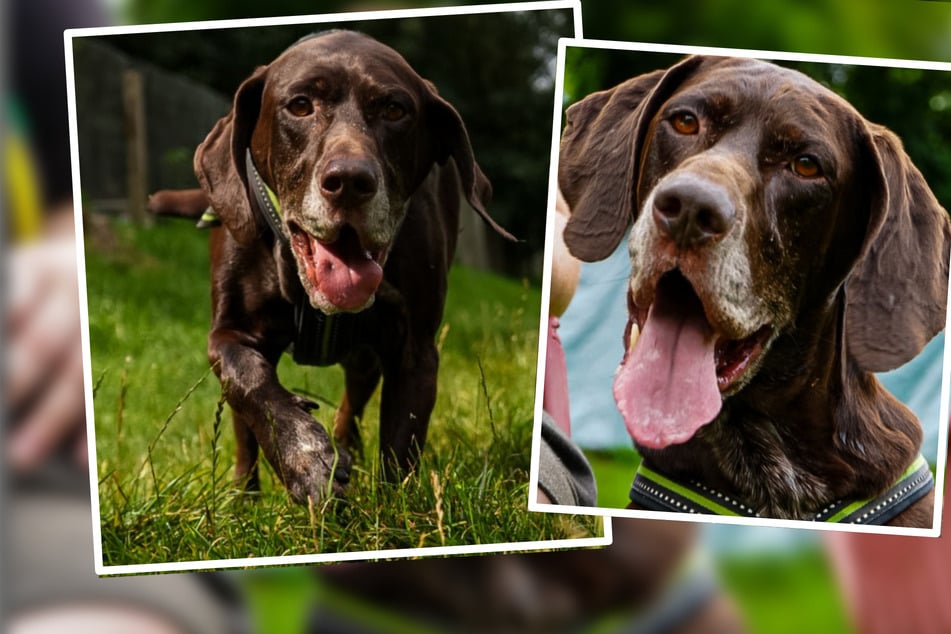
[689,412,835,518]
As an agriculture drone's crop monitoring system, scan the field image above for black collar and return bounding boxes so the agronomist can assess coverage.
[245,149,288,243]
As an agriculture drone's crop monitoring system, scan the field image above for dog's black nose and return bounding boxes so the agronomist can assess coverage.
[319,157,379,207]
[652,176,735,249]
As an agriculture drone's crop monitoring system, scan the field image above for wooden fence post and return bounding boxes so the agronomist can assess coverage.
[122,68,150,225]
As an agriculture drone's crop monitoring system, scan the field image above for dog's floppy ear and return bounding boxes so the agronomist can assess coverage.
[559,56,705,262]
[846,124,951,372]
[426,88,515,242]
[194,66,267,245]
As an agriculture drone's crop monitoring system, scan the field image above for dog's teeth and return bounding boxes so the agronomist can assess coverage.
[628,323,640,351]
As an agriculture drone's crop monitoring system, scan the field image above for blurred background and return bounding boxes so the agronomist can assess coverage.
[6,0,951,633]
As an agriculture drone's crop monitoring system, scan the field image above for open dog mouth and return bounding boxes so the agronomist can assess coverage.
[289,222,387,313]
[614,270,772,449]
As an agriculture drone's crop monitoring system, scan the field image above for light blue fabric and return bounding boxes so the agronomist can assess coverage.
[559,242,632,449]
[877,332,945,463]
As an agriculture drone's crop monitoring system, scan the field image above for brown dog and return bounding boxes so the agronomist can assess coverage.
[151,31,512,504]
[559,55,950,525]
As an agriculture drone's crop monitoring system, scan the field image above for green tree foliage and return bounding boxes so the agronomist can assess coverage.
[123,0,951,62]
[577,0,951,61]
[123,0,387,23]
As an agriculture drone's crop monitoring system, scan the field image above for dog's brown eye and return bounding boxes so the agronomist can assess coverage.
[287,96,314,117]
[381,102,408,122]
[791,155,822,178]
[671,112,700,135]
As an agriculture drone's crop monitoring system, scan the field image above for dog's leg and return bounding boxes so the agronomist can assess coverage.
[378,340,438,481]
[232,412,260,492]
[334,349,382,454]
[209,329,349,504]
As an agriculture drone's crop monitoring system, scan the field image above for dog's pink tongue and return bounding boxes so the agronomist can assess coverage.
[613,277,722,448]
[310,235,383,312]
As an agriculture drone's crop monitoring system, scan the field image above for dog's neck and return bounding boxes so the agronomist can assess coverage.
[640,296,923,519]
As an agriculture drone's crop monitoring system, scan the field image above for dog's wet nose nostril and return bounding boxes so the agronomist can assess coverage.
[320,157,379,207]
[652,177,735,249]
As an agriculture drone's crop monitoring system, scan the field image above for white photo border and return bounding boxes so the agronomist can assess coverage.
[529,37,951,538]
[65,1,614,577]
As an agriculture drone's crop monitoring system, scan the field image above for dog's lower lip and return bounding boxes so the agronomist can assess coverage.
[714,325,772,390]
[289,224,384,264]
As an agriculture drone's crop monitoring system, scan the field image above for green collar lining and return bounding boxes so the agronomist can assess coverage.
[630,454,934,524]
[245,149,288,243]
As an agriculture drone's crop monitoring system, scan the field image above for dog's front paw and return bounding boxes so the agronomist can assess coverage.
[266,408,352,505]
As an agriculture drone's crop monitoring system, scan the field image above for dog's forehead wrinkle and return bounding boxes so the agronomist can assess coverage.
[762,112,839,160]
[693,61,841,118]
[663,87,733,114]
[279,63,343,88]
[276,40,424,102]
[681,64,779,106]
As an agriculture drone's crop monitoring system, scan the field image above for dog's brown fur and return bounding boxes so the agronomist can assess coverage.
[560,56,950,524]
[151,31,511,504]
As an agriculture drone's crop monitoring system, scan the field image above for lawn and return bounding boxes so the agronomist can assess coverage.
[84,215,600,567]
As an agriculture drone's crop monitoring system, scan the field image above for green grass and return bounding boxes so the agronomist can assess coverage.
[719,547,853,634]
[85,216,599,566]
[583,446,641,508]
[239,568,319,634]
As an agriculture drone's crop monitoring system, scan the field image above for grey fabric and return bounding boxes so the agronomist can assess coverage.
[538,412,597,506]
[8,466,249,634]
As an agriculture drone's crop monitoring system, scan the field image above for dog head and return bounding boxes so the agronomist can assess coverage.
[560,56,950,449]
[195,30,502,314]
